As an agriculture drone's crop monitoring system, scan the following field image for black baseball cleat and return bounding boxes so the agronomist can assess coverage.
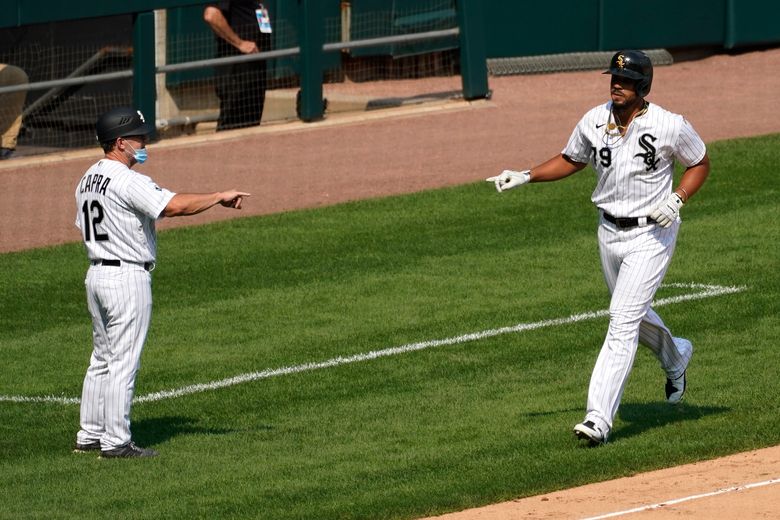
[666,371,686,404]
[100,441,158,458]
[73,440,101,453]
[573,420,608,446]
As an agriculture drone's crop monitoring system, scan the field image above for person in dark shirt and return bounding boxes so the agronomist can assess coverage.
[204,1,272,131]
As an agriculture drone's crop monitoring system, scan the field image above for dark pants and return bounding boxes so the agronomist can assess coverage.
[215,60,267,131]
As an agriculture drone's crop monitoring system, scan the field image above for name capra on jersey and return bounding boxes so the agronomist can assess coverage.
[562,102,706,217]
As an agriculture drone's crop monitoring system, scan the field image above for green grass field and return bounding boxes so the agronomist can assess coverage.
[1,133,778,519]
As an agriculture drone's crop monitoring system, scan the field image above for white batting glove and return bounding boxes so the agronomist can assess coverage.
[650,192,684,228]
[485,170,531,192]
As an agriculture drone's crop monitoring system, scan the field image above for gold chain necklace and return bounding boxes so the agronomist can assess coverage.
[606,101,648,136]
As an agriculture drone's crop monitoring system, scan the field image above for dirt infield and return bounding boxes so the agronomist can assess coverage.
[423,445,780,519]
[1,47,779,518]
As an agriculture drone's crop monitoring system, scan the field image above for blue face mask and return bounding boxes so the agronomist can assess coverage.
[126,142,148,164]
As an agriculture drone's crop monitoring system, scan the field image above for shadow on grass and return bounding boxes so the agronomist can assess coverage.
[517,402,729,445]
[613,402,730,441]
[132,415,272,447]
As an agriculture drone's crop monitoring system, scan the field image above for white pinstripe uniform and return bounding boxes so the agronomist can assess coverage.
[562,101,707,435]
[75,158,175,450]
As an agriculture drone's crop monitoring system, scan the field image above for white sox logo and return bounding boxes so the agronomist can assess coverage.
[634,133,660,171]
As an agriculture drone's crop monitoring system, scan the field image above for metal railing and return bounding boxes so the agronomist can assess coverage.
[0,28,461,105]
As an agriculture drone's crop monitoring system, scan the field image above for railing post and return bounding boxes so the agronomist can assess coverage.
[456,0,489,100]
[724,0,737,49]
[298,0,324,122]
[132,10,157,138]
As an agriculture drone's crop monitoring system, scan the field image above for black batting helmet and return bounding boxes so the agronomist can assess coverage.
[603,50,653,98]
[95,106,154,143]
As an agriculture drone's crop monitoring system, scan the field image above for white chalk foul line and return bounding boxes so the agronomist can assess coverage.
[0,282,745,406]
[580,477,780,519]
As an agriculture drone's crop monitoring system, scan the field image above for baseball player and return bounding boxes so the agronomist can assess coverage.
[487,50,710,445]
[73,107,250,458]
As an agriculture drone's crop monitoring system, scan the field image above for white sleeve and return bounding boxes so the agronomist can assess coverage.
[561,116,592,164]
[74,185,82,230]
[674,118,707,167]
[126,174,176,219]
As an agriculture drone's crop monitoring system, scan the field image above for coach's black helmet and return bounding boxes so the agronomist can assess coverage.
[95,106,154,143]
[603,50,653,98]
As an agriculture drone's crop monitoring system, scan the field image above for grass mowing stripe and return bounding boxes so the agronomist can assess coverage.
[0,282,745,406]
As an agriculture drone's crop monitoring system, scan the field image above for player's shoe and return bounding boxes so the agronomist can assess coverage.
[666,371,686,404]
[100,441,158,458]
[73,440,101,453]
[666,338,692,404]
[573,420,608,446]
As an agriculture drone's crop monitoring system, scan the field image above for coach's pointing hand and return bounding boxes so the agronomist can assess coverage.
[219,190,251,209]
[164,190,250,217]
[486,170,531,192]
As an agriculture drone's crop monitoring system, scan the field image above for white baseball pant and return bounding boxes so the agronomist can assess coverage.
[584,217,690,433]
[76,264,152,450]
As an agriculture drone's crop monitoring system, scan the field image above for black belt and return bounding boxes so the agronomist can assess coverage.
[602,212,655,229]
[91,259,153,271]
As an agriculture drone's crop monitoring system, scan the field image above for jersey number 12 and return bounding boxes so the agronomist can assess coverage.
[81,200,109,242]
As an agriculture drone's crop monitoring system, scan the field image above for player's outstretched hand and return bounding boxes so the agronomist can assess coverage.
[219,190,251,209]
[485,170,530,192]
[650,192,684,228]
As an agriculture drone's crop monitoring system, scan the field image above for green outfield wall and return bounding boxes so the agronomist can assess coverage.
[482,0,779,57]
[483,0,779,57]
[4,0,779,51]
[1,0,777,133]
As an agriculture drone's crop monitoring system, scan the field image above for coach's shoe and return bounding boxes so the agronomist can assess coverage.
[100,441,158,458]
[73,440,101,453]
[573,420,608,446]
